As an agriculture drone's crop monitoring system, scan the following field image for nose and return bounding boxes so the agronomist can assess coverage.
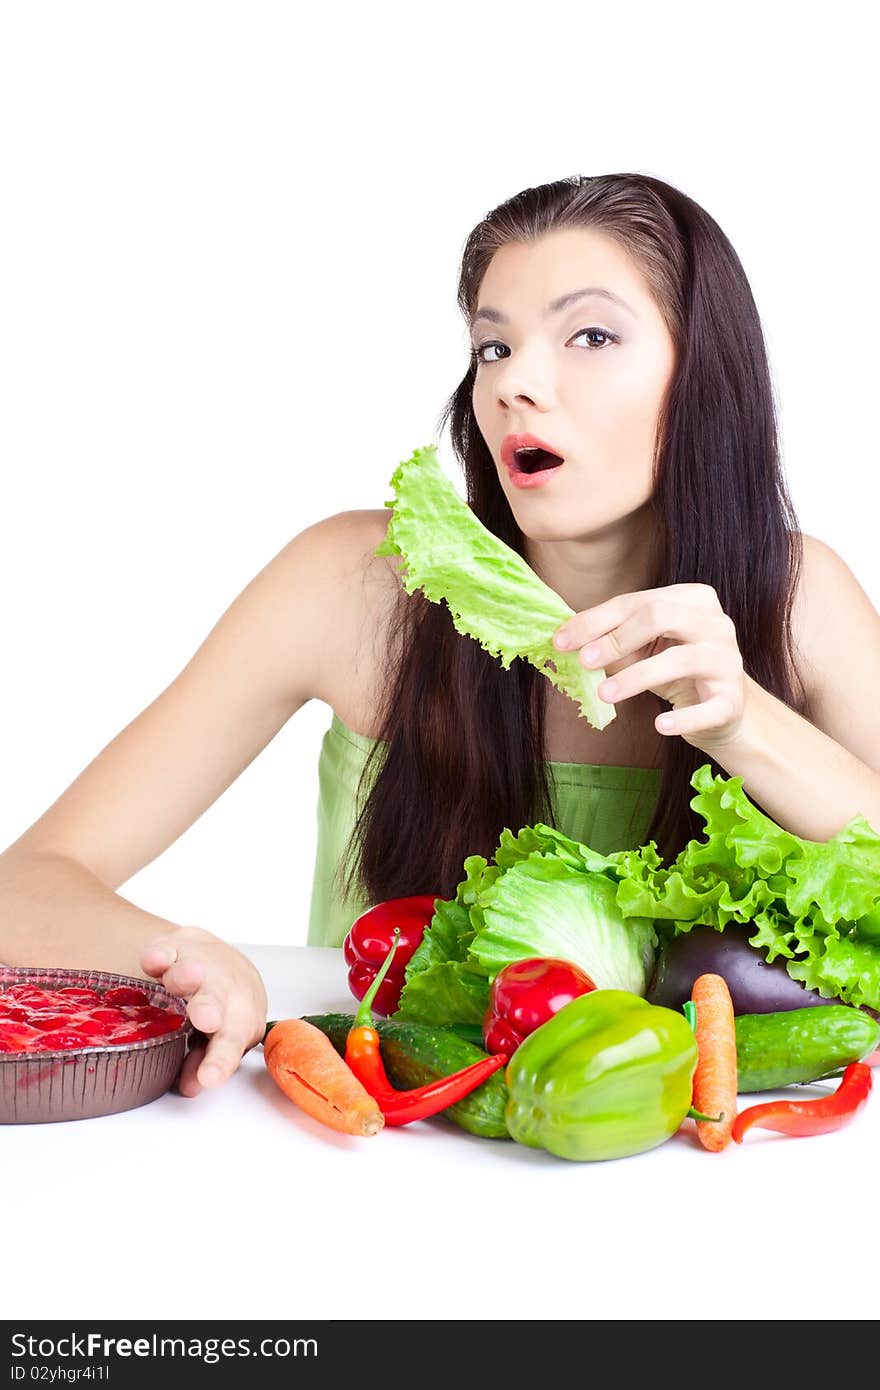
[491,350,553,412]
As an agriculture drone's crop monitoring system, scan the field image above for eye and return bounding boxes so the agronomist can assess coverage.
[469,326,620,366]
[572,327,620,351]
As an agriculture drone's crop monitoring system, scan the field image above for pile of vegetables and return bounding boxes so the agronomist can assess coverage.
[263,949,877,1156]
[260,443,880,1157]
[262,800,880,1158]
[262,718,880,1157]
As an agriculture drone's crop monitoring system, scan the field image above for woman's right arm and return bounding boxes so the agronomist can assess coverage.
[0,512,360,1093]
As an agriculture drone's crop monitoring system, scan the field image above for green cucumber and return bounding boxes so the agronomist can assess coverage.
[735,1006,879,1092]
[301,1012,510,1138]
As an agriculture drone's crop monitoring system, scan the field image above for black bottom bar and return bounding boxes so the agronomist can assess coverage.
[2,1316,730,1383]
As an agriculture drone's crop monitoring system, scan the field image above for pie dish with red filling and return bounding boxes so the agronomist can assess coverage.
[0,966,193,1123]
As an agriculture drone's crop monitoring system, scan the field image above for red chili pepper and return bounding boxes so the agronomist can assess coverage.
[732,1062,873,1142]
[344,930,507,1126]
[483,956,596,1055]
[342,894,440,1017]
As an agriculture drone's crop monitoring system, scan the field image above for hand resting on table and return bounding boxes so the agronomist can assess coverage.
[140,925,268,1096]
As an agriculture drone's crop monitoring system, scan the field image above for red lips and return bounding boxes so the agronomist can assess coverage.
[500,432,566,472]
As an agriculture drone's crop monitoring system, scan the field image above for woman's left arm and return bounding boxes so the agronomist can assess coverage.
[706,672,880,841]
[552,539,880,841]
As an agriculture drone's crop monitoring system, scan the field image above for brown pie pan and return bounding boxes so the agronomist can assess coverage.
[1,965,195,1124]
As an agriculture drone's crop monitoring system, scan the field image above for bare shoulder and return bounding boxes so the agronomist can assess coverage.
[303,508,404,736]
[790,531,880,768]
[791,531,862,688]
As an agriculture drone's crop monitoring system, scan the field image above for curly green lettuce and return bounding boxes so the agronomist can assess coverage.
[375,443,615,730]
[617,763,880,1010]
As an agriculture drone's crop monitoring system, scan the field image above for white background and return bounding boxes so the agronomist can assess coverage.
[1,0,877,951]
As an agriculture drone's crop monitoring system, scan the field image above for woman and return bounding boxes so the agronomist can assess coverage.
[2,172,878,1098]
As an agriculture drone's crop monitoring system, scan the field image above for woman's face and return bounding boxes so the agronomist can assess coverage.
[470,227,677,541]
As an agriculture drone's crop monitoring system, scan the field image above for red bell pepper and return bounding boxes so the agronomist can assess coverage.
[342,894,440,1017]
[483,956,597,1055]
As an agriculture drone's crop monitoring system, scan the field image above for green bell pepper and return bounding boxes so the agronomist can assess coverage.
[505,989,698,1161]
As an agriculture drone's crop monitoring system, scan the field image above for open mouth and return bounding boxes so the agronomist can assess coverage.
[514,446,565,474]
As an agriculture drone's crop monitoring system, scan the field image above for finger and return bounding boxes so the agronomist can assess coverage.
[196,1028,251,1088]
[553,592,646,650]
[158,957,206,999]
[180,988,223,1035]
[580,602,727,670]
[655,694,740,739]
[193,996,260,1087]
[175,1043,207,1098]
[594,609,733,672]
[597,643,714,704]
[553,586,722,650]
[140,940,179,977]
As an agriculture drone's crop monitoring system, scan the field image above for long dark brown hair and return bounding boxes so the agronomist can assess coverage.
[337,172,808,907]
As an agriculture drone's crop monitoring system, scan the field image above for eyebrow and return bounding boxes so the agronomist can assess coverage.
[469,286,638,329]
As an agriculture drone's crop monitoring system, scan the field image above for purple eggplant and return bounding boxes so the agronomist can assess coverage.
[646,924,843,1015]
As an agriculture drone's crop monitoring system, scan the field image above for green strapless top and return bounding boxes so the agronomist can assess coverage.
[307,710,662,948]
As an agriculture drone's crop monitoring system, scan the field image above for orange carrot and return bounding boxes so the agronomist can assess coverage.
[691,973,738,1152]
[263,1018,384,1137]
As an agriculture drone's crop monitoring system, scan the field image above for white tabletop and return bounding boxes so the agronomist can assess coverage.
[5,943,878,1322]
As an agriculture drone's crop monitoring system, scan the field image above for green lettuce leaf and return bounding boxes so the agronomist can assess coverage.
[404,894,474,971]
[468,853,657,994]
[681,766,880,925]
[391,959,490,1027]
[394,856,492,1025]
[375,443,615,730]
[785,931,880,1009]
[781,816,880,927]
[401,854,491,980]
[492,821,625,877]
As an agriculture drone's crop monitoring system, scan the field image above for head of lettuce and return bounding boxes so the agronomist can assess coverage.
[393,824,660,1027]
